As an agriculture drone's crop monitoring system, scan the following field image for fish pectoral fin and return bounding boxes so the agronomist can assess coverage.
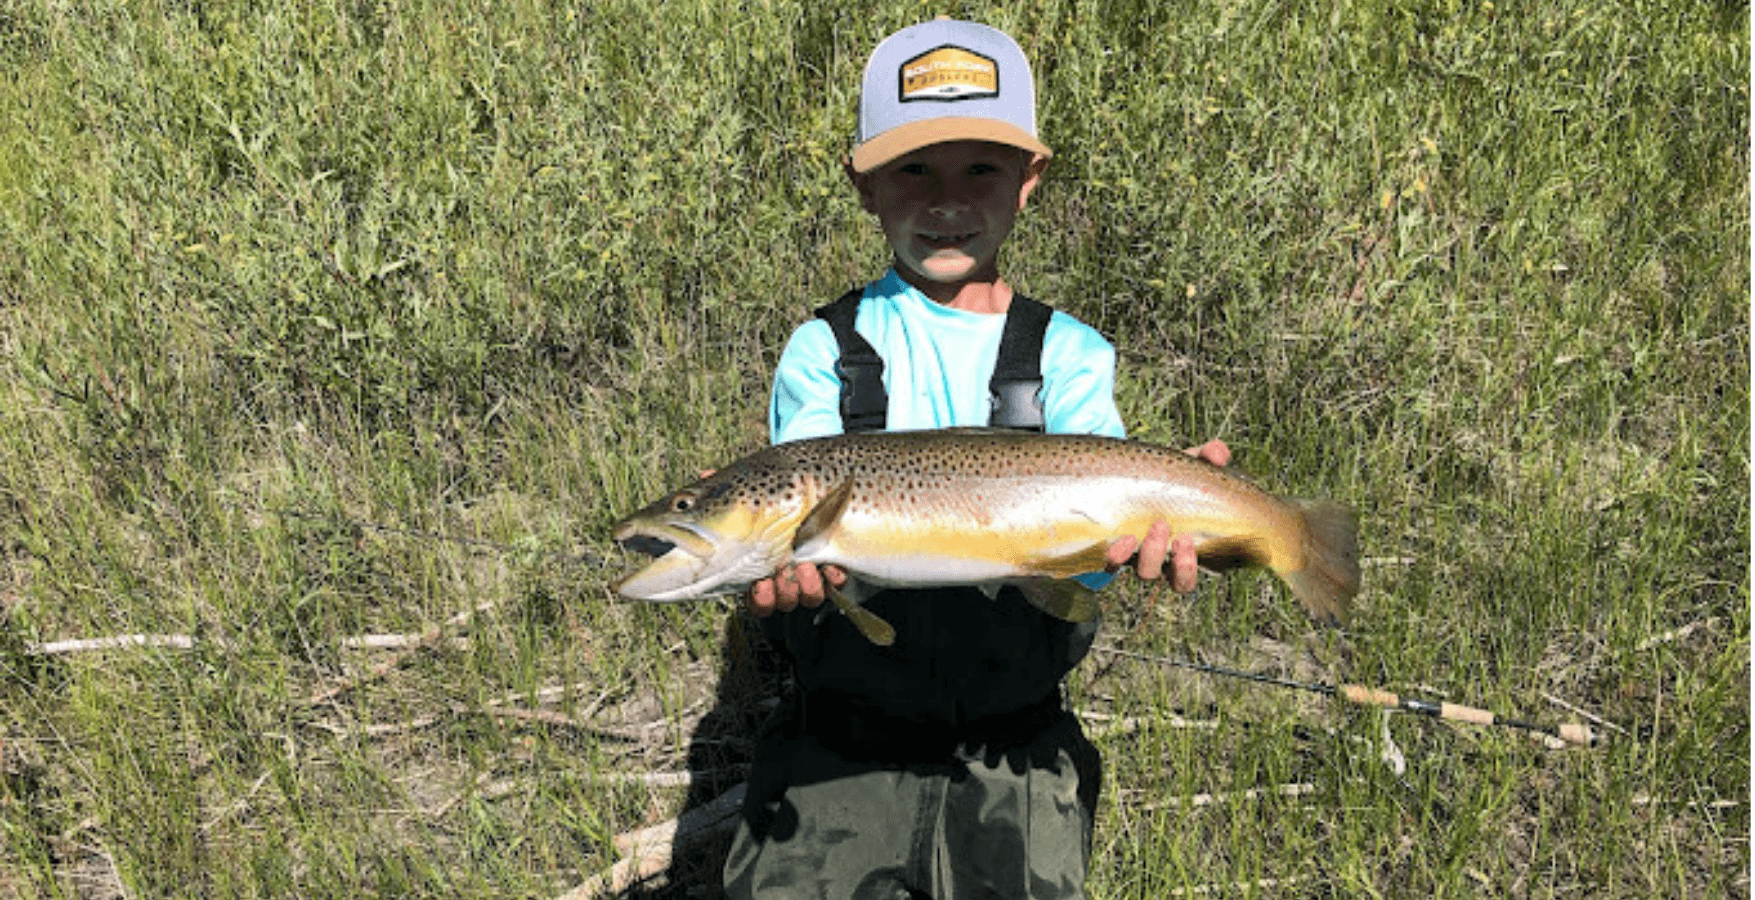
[1024,542,1116,578]
[825,582,896,646]
[793,480,855,555]
[1015,578,1101,623]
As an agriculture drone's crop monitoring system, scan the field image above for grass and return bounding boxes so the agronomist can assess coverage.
[0,0,1746,897]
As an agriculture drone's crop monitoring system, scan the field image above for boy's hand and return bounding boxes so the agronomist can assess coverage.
[747,563,847,617]
[1106,439,1231,593]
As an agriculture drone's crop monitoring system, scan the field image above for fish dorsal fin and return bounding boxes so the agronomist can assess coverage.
[1015,578,1101,623]
[793,480,855,555]
[826,582,896,646]
[1024,542,1115,578]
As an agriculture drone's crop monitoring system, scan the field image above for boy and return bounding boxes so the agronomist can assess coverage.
[723,19,1227,900]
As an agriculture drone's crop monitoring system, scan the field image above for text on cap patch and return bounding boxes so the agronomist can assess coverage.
[899,46,998,101]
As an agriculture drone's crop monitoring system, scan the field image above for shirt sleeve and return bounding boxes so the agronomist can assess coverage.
[769,319,847,445]
[1040,312,1127,439]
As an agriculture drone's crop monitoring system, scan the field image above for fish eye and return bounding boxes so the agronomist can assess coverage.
[672,495,695,512]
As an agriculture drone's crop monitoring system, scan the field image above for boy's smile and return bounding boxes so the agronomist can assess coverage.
[851,140,1046,306]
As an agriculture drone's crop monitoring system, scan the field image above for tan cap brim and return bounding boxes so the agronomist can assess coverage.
[850,117,1052,173]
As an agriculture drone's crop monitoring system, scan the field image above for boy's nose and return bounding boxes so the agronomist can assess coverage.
[928,188,971,217]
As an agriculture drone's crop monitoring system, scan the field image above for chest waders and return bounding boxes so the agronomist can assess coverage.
[725,289,1102,900]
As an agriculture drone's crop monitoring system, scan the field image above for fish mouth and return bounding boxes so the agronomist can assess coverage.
[611,519,727,601]
[612,519,716,559]
[618,534,678,559]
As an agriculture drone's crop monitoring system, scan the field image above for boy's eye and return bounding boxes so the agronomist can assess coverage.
[897,163,928,176]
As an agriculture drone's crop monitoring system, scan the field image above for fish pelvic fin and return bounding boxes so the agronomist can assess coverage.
[1015,578,1101,623]
[793,479,854,556]
[1283,499,1360,625]
[825,582,896,646]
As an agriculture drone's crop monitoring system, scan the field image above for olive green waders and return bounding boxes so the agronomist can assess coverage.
[724,586,1102,900]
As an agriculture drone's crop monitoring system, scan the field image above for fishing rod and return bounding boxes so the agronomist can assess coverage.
[1100,647,1599,747]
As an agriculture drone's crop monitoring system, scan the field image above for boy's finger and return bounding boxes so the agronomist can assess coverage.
[1105,535,1141,571]
[747,579,778,617]
[773,567,801,610]
[794,563,826,608]
[1170,535,1199,593]
[1135,520,1171,581]
[1183,440,1231,467]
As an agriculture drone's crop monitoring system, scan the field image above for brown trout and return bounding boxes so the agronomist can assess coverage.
[612,428,1359,645]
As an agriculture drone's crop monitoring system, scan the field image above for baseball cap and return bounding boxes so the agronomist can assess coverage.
[850,18,1051,173]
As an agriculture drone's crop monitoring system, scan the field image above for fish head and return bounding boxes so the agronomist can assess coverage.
[611,462,809,602]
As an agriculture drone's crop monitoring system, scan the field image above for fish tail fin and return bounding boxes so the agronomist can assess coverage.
[1284,500,1360,625]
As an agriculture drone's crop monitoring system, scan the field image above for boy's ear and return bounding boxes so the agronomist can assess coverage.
[1016,152,1050,210]
[843,155,877,214]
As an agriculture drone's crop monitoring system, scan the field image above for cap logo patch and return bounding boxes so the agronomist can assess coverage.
[899,45,998,101]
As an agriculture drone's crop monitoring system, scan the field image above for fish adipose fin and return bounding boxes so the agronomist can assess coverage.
[1283,500,1360,625]
[793,480,855,555]
[826,582,896,646]
[1015,578,1101,623]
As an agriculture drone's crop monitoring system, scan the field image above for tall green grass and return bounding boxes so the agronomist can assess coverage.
[1,1,1746,897]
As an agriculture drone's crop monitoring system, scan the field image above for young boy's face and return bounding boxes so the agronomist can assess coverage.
[851,140,1047,296]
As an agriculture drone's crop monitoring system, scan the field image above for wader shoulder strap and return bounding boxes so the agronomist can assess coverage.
[989,294,1051,432]
[814,289,1054,433]
[814,288,888,433]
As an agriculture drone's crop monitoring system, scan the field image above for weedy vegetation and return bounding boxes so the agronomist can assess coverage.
[0,1,1747,898]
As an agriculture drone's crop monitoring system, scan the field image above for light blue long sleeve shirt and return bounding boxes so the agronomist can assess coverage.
[769,270,1127,444]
